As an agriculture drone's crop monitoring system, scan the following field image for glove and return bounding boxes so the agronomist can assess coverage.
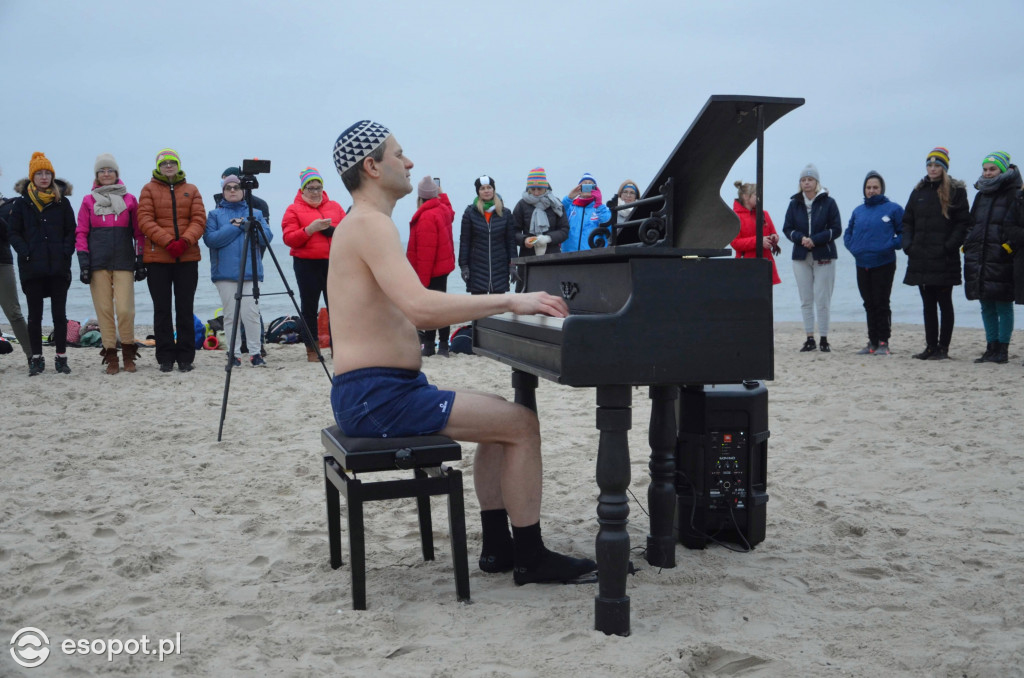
[165,239,188,258]
[77,251,90,284]
[80,268,91,285]
[461,267,470,283]
[591,187,603,204]
[134,255,148,282]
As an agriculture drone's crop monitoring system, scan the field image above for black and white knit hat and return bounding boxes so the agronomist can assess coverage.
[333,120,391,176]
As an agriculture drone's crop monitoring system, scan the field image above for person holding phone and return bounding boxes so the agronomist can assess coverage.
[561,173,611,253]
[282,167,346,361]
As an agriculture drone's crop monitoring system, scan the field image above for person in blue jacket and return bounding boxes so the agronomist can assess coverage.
[782,163,842,353]
[561,173,612,253]
[843,170,904,355]
[203,174,273,367]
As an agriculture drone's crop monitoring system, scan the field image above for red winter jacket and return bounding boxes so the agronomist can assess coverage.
[731,200,781,285]
[406,193,456,286]
[281,189,346,260]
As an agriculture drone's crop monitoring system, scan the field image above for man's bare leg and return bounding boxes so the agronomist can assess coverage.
[441,390,596,584]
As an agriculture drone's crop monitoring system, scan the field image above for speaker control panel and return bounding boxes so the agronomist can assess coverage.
[707,430,748,509]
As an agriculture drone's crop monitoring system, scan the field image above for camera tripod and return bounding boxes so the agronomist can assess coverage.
[217,173,332,441]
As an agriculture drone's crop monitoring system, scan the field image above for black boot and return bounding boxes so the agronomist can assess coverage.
[28,355,45,376]
[913,345,937,360]
[991,342,1009,364]
[974,342,995,363]
[437,341,449,357]
[800,337,816,352]
[927,345,950,360]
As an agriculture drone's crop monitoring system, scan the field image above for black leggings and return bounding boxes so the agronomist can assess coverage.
[23,275,70,355]
[293,257,330,348]
[918,284,955,348]
[856,262,895,344]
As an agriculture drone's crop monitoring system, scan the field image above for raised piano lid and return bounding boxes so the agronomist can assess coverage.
[624,94,805,250]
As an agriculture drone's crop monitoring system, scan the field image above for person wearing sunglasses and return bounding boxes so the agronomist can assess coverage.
[138,148,207,372]
[204,174,273,367]
[281,167,346,362]
[75,153,144,374]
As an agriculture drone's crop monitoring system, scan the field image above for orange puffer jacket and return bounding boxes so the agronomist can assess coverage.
[138,176,206,264]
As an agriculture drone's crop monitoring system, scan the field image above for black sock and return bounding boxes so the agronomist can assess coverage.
[511,522,544,568]
[480,509,513,556]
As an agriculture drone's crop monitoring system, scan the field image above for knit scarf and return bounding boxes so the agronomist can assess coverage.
[27,183,57,212]
[572,194,595,207]
[521,190,562,235]
[152,169,186,185]
[474,197,495,213]
[975,166,1021,195]
[92,182,128,216]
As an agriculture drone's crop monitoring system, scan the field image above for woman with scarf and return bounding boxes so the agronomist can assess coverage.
[843,171,903,356]
[459,175,516,294]
[138,148,207,372]
[406,175,455,356]
[282,167,346,362]
[6,152,76,376]
[902,147,971,361]
[782,163,842,353]
[512,167,568,291]
[76,153,144,374]
[204,173,273,367]
[731,180,781,285]
[963,151,1020,364]
[561,173,612,253]
[608,179,641,226]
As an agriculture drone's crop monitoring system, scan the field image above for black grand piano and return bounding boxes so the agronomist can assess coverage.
[473,95,804,636]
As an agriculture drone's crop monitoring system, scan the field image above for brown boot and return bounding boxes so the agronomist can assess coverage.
[101,347,120,375]
[307,347,319,363]
[122,344,138,373]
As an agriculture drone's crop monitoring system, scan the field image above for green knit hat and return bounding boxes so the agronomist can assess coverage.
[982,151,1010,173]
[155,148,181,169]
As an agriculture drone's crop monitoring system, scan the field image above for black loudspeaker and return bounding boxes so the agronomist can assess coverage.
[675,381,769,549]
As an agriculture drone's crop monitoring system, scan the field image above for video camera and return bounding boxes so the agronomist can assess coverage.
[239,158,271,190]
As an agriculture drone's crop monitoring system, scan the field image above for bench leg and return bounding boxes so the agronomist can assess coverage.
[348,480,367,610]
[415,467,435,561]
[324,456,343,569]
[445,467,471,602]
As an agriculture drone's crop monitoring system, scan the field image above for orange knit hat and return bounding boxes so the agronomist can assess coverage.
[28,152,54,178]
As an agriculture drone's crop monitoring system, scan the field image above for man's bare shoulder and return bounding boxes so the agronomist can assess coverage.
[340,207,397,236]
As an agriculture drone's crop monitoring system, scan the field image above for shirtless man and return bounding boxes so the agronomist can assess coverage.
[326,120,596,585]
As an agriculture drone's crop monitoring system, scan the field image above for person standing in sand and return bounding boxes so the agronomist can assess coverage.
[326,120,596,585]
[901,147,971,361]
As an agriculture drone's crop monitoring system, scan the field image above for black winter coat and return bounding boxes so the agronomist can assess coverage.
[781,191,842,261]
[512,198,569,258]
[6,178,76,284]
[901,177,970,287]
[458,202,516,294]
[1001,190,1024,304]
[964,169,1019,302]
[0,196,15,266]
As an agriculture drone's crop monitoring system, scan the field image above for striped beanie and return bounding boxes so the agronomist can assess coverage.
[982,151,1010,173]
[155,148,180,168]
[578,172,597,186]
[526,167,549,188]
[300,167,323,188]
[926,147,950,171]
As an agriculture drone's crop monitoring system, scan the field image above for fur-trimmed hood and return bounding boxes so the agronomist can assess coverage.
[914,175,966,192]
[14,177,74,200]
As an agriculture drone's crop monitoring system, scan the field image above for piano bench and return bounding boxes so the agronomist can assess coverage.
[321,425,470,610]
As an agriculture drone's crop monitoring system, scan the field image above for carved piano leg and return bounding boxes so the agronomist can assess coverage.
[594,385,632,636]
[647,384,678,568]
[511,369,538,413]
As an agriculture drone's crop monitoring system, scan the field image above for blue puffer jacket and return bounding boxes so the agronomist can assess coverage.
[203,199,272,282]
[782,190,842,261]
[843,195,904,268]
[561,197,612,253]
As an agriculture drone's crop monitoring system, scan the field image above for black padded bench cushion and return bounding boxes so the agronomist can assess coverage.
[321,425,462,472]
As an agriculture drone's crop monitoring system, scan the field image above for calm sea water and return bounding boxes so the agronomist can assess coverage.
[0,241,989,330]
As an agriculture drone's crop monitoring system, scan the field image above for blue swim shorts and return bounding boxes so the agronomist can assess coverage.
[331,367,456,438]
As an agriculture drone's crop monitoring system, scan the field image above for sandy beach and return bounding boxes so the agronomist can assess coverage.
[2,321,1023,677]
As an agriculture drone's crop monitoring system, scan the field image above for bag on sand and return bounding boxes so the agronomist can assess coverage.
[265,315,301,344]
[449,325,474,355]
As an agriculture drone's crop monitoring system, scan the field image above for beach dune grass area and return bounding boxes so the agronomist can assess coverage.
[1,322,1022,676]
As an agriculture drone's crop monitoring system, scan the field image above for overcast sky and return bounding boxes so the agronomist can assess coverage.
[3,1,1023,245]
